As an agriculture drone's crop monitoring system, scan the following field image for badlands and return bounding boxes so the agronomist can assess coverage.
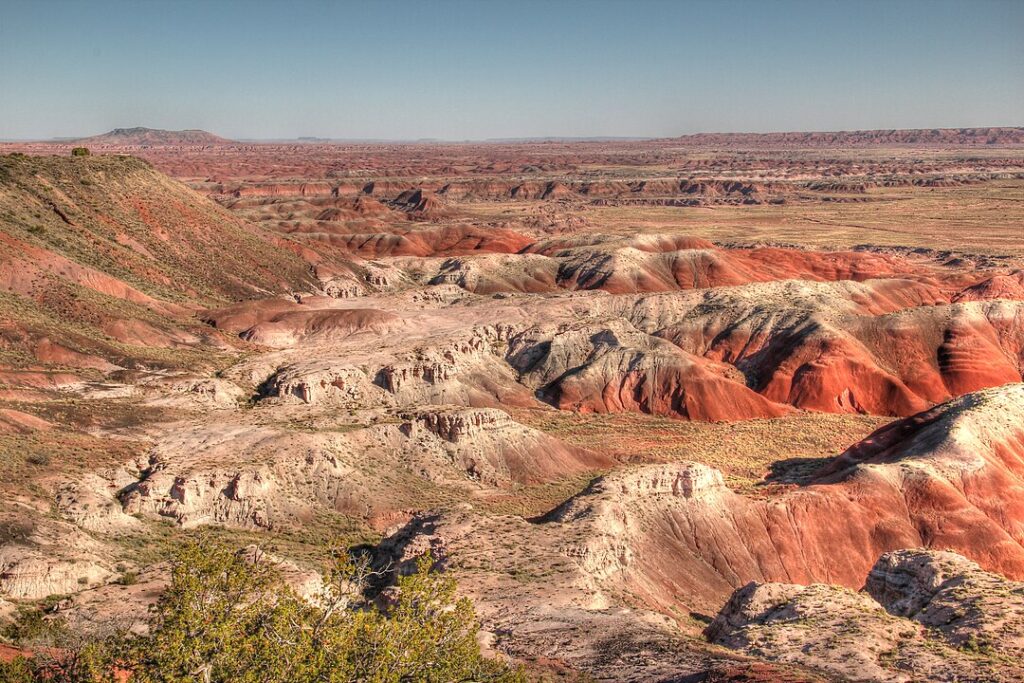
[1,127,1024,681]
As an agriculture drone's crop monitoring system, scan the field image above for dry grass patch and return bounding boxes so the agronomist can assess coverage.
[511,408,891,491]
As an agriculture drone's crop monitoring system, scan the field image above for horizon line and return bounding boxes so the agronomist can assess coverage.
[3,123,1023,146]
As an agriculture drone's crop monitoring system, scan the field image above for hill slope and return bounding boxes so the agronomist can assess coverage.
[0,153,314,374]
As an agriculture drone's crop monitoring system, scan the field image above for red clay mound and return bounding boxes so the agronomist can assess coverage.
[500,281,1022,421]
[0,155,313,301]
[953,270,1024,302]
[432,237,1017,300]
[0,408,52,434]
[654,284,1024,416]
[546,384,1024,616]
[0,154,318,371]
[0,232,182,317]
[390,188,450,219]
[509,323,791,421]
[313,196,400,222]
[201,299,308,333]
[548,353,791,421]
[202,299,401,347]
[519,237,962,295]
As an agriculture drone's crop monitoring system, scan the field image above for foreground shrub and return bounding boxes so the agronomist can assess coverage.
[1,539,523,682]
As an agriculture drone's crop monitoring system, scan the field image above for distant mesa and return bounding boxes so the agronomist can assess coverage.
[74,126,233,146]
[669,126,1024,147]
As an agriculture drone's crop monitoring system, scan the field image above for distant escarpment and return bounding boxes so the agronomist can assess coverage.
[667,126,1024,147]
[75,127,233,146]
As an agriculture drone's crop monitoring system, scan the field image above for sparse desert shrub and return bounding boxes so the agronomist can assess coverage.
[1,606,57,643]
[0,657,34,683]
[960,634,995,655]
[25,452,50,467]
[116,570,138,586]
[70,147,90,157]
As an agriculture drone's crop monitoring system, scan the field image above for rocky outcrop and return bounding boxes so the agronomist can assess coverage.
[141,376,247,409]
[238,308,402,348]
[265,362,392,406]
[90,400,606,531]
[0,547,112,599]
[257,326,535,409]
[121,461,281,529]
[865,549,1024,650]
[0,520,115,599]
[397,407,611,485]
[55,471,143,532]
[373,326,537,409]
[706,549,1024,682]
[429,253,559,294]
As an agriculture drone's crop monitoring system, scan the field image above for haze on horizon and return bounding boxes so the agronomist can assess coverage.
[1,0,1022,141]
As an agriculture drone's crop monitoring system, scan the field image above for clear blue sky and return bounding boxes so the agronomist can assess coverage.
[1,0,1021,140]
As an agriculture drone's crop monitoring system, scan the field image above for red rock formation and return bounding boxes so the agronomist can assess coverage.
[389,188,449,219]
[953,269,1024,302]
[652,282,1023,416]
[509,322,791,421]
[546,384,1024,615]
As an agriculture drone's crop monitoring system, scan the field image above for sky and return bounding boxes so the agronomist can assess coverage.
[1,0,1022,140]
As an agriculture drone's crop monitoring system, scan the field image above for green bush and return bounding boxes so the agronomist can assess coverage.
[1,538,523,682]
[70,148,90,157]
[130,540,523,682]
